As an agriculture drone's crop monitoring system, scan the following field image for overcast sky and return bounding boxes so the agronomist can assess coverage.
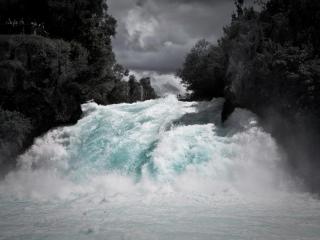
[107,0,257,96]
[108,0,239,74]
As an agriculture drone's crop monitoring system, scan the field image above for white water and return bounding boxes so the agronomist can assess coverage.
[0,96,320,240]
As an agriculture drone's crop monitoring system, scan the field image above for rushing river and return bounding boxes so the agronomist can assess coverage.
[0,96,320,240]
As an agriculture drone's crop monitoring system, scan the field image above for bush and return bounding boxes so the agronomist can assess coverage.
[178,39,226,100]
[0,109,33,165]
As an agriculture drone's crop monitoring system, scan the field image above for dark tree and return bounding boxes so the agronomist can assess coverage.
[0,0,117,80]
[178,39,226,100]
[179,0,320,191]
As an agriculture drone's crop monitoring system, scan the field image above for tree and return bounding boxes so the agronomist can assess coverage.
[45,0,117,79]
[0,0,117,81]
[178,39,226,100]
[235,0,244,17]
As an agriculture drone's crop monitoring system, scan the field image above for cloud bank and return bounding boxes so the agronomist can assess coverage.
[108,0,237,74]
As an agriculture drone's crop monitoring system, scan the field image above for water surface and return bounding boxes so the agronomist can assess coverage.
[1,96,319,240]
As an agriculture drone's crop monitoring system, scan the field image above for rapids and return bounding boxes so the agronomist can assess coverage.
[0,96,320,240]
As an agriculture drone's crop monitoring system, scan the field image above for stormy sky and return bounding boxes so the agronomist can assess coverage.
[108,0,254,95]
[108,0,240,74]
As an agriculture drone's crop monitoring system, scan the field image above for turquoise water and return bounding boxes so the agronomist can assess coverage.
[0,96,320,240]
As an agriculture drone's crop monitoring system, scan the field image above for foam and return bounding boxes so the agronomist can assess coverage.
[0,96,292,201]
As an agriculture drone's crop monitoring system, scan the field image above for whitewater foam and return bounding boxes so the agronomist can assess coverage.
[0,95,291,200]
[1,96,320,240]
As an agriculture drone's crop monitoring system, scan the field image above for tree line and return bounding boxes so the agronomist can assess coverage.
[178,0,320,191]
[0,0,118,81]
[179,0,320,107]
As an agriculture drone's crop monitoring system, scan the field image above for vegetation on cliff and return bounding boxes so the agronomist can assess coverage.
[0,108,32,170]
[177,39,226,100]
[0,1,156,168]
[179,0,320,191]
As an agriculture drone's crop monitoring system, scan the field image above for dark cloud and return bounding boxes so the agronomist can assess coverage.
[108,0,253,74]
[136,0,147,7]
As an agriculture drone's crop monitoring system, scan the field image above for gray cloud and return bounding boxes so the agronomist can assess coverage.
[108,0,234,73]
[108,0,254,74]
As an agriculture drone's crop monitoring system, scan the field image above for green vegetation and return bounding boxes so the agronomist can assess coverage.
[177,39,226,100]
[0,1,156,168]
[0,108,32,167]
[0,0,120,84]
[180,0,320,117]
[179,0,320,191]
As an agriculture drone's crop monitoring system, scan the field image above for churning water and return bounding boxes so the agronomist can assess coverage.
[0,96,320,240]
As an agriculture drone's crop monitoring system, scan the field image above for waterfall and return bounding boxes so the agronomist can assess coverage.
[1,96,319,240]
[1,96,288,198]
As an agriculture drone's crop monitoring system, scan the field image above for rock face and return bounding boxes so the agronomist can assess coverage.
[0,35,157,169]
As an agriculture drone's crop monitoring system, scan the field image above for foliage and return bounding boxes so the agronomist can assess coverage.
[0,1,157,169]
[0,0,118,81]
[178,0,320,190]
[180,0,320,113]
[0,108,32,164]
[178,39,226,100]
